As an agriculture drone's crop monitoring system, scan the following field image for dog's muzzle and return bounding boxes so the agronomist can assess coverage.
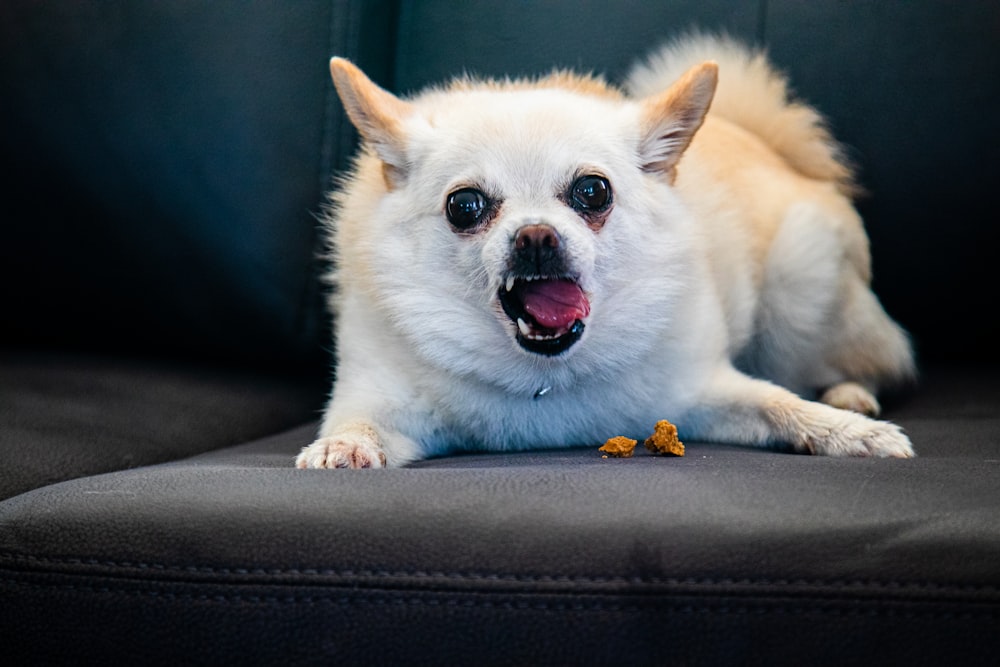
[498,224,590,356]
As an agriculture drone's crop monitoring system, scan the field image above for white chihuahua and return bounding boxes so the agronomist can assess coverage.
[297,34,915,469]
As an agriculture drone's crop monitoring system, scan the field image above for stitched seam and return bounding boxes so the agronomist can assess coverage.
[0,553,995,594]
[290,0,349,346]
[317,0,346,190]
[1,578,996,619]
[338,0,362,167]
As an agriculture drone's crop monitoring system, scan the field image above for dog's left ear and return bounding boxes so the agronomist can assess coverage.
[638,61,718,177]
[329,57,412,178]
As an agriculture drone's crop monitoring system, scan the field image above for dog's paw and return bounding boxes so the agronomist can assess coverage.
[296,424,387,469]
[819,382,881,417]
[802,412,914,458]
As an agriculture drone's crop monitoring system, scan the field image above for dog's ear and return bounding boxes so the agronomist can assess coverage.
[329,57,412,177]
[638,61,718,177]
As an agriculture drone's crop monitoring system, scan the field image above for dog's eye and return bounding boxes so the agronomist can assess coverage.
[446,188,489,230]
[570,175,612,212]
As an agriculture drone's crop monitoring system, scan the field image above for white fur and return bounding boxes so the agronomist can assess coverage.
[297,36,916,469]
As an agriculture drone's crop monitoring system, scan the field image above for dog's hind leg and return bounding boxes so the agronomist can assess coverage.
[818,271,917,415]
[746,200,916,406]
[819,381,881,417]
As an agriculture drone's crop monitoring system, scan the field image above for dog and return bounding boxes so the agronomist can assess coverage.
[296,34,916,469]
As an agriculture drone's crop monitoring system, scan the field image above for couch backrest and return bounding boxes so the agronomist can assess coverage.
[2,1,997,371]
[0,1,394,373]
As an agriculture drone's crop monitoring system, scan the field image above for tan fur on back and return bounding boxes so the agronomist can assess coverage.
[627,33,857,195]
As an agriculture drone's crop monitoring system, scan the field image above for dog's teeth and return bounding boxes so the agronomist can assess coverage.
[517,318,532,337]
[505,276,516,293]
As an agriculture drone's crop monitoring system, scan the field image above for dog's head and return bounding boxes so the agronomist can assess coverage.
[328,58,716,390]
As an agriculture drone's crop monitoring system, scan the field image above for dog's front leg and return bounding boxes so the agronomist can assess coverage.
[296,421,391,469]
[680,366,915,458]
[296,418,428,469]
[296,391,429,469]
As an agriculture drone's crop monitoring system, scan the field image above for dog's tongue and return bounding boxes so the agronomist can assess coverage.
[520,279,590,329]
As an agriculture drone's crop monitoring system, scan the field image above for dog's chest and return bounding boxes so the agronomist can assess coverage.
[429,372,683,453]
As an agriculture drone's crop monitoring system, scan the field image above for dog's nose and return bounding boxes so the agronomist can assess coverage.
[515,224,560,251]
[511,223,566,276]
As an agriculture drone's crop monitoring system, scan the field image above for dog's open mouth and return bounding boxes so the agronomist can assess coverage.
[498,277,590,356]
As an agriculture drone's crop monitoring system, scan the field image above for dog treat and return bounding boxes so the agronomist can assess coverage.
[644,419,685,457]
[599,436,638,458]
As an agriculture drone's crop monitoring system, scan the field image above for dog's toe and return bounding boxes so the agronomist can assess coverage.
[805,415,914,458]
[862,422,915,458]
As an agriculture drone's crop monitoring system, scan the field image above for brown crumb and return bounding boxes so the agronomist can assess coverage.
[644,419,685,457]
[599,436,638,458]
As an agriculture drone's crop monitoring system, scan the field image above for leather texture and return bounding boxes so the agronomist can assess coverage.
[2,369,998,665]
[1,0,998,664]
[0,352,324,500]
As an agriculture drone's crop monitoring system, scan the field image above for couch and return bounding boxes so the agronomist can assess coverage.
[2,2,998,664]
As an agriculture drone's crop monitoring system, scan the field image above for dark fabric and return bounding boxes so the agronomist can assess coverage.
[764,0,1000,365]
[0,1,396,370]
[1,368,998,665]
[393,0,762,89]
[4,1,995,368]
[0,351,325,500]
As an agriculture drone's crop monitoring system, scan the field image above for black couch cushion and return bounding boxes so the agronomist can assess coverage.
[2,368,997,665]
[0,351,324,500]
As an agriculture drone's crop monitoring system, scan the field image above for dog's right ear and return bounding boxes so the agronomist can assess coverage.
[329,57,412,177]
[638,61,718,179]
